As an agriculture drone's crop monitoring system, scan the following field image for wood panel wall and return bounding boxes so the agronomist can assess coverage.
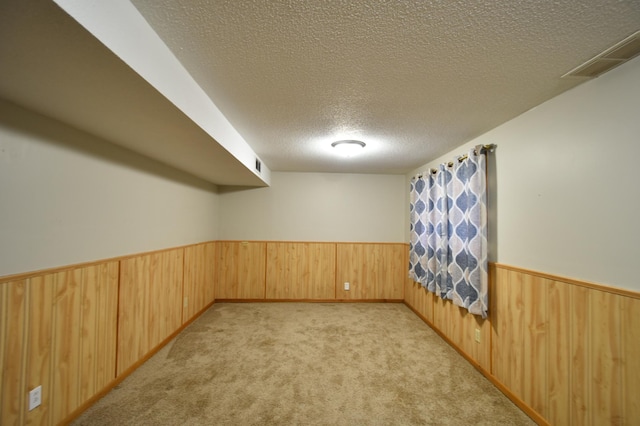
[182,243,216,322]
[265,242,335,299]
[0,262,118,425]
[491,266,640,425]
[335,243,405,300]
[405,274,491,372]
[216,241,266,299]
[404,260,640,426]
[217,241,405,301]
[7,239,636,424]
[117,249,184,376]
[1,242,217,425]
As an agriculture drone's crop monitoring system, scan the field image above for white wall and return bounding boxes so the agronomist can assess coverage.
[0,99,219,277]
[219,172,406,242]
[407,56,640,291]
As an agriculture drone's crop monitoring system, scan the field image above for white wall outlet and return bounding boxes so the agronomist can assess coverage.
[474,328,481,343]
[183,297,189,308]
[344,282,350,291]
[29,385,42,411]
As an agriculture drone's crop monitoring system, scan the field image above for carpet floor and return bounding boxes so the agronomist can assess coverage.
[72,302,534,425]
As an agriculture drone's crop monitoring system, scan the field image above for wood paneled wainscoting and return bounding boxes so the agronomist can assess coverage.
[117,249,184,376]
[1,240,405,424]
[4,239,637,425]
[0,242,216,425]
[404,261,640,426]
[0,262,119,425]
[215,241,406,302]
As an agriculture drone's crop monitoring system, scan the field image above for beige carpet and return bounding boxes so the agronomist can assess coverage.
[73,303,534,425]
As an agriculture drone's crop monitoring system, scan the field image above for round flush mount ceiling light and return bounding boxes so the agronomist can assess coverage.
[331,139,366,157]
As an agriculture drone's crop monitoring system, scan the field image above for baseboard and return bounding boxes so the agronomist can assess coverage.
[402,301,549,426]
[216,298,405,303]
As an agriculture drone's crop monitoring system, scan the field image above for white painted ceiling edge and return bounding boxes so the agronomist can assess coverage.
[52,0,271,186]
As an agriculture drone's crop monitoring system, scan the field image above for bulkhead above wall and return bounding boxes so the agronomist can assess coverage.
[0,0,270,187]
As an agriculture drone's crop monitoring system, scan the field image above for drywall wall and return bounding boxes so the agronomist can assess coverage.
[0,99,219,277]
[219,172,406,242]
[407,55,640,291]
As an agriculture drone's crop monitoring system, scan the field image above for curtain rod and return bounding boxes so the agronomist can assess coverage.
[412,144,496,180]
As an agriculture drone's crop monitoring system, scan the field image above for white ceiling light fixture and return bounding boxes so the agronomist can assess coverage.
[331,139,366,157]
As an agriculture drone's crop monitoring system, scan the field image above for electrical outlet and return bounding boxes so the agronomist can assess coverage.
[183,297,189,308]
[29,386,42,411]
[474,328,481,343]
[344,282,350,291]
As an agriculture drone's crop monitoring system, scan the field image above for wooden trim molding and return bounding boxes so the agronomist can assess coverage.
[216,298,404,303]
[400,241,640,300]
[216,240,406,246]
[400,249,640,300]
[0,242,215,285]
[492,262,640,300]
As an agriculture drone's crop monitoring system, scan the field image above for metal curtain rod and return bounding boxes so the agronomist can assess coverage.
[413,144,496,179]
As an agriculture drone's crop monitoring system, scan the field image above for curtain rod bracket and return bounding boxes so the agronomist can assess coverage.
[413,144,496,180]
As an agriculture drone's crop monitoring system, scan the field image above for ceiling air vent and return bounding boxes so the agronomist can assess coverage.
[562,30,640,78]
[255,158,262,173]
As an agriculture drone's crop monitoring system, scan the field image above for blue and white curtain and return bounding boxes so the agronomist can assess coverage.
[409,146,488,318]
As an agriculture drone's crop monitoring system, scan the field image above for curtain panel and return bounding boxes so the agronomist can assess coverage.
[409,147,488,318]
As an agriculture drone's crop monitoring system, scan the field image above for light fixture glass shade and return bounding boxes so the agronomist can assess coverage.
[331,140,366,157]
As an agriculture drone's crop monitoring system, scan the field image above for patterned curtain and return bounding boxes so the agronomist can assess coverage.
[408,177,426,285]
[409,146,488,318]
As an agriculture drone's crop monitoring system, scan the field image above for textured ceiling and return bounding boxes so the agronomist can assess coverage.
[131,0,640,173]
